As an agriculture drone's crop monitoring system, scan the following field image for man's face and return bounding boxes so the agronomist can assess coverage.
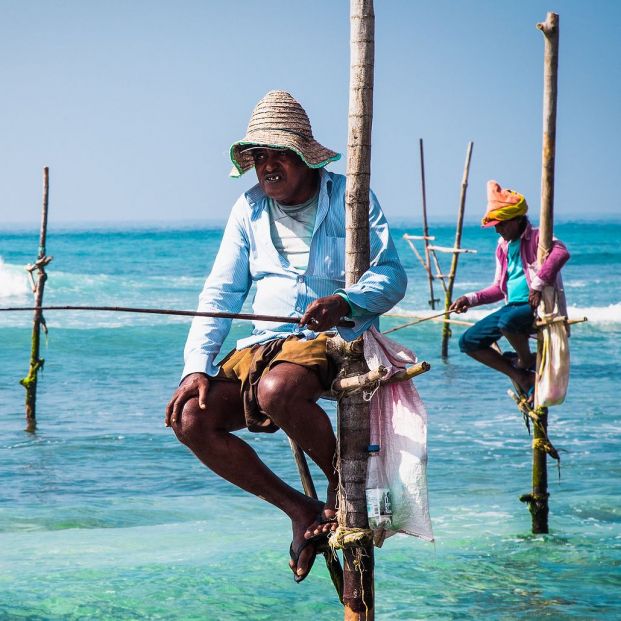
[251,148,318,205]
[494,217,523,242]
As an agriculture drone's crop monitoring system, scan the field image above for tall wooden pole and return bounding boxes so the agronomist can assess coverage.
[531,11,559,534]
[440,142,473,359]
[419,139,436,309]
[338,0,375,618]
[20,167,51,432]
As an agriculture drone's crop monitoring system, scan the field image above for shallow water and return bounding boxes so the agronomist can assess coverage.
[1,222,620,619]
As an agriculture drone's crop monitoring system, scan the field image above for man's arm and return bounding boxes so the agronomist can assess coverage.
[182,197,253,379]
[332,189,407,336]
[167,199,252,424]
[530,237,570,291]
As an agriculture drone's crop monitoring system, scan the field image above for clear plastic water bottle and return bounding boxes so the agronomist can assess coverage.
[365,444,393,529]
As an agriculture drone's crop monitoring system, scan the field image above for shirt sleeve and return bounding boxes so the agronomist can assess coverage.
[334,189,407,336]
[530,237,570,291]
[182,198,252,379]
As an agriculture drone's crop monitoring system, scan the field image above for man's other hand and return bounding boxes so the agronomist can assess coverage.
[449,296,471,314]
[300,294,351,332]
[529,289,542,309]
[165,372,209,427]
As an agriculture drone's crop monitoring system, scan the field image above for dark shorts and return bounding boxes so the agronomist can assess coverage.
[459,303,535,353]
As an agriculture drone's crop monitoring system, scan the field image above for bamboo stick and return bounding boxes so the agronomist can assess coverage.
[419,139,437,309]
[0,305,354,328]
[441,142,474,359]
[528,11,560,535]
[337,0,375,617]
[20,167,51,432]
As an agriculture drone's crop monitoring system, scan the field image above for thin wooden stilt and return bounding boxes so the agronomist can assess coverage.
[419,139,437,309]
[20,167,52,432]
[527,11,560,534]
[441,142,473,359]
[336,0,376,617]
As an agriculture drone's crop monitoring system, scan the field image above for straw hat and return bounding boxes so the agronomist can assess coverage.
[229,90,341,177]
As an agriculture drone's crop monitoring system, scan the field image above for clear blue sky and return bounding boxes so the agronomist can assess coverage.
[1,0,619,226]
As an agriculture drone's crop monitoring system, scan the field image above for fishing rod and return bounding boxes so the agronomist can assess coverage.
[383,309,453,334]
[0,305,355,328]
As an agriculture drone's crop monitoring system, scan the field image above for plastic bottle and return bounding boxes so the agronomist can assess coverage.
[365,444,392,529]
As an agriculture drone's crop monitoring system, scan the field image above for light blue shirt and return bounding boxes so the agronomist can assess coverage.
[506,238,530,303]
[182,169,407,378]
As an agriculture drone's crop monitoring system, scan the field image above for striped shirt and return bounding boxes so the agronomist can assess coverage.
[182,169,407,378]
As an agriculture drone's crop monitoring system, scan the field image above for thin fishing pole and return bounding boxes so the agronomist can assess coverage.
[0,305,355,328]
[383,310,452,334]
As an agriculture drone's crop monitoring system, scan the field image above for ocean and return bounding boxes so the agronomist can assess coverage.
[1,220,619,620]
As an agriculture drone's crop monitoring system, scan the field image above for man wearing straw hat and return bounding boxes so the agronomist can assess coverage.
[450,180,569,399]
[165,91,406,583]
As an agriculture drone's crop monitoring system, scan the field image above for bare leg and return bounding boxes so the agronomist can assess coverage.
[171,378,322,579]
[467,347,534,394]
[257,362,338,541]
[502,330,536,369]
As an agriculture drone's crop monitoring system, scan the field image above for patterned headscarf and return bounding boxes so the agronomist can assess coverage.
[481,180,528,227]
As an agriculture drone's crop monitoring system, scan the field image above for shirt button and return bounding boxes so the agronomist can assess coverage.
[297,275,304,283]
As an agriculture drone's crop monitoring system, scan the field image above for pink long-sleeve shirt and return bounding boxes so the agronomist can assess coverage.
[466,222,570,308]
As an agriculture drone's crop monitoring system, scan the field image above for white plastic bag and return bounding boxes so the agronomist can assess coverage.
[535,286,570,408]
[363,327,434,542]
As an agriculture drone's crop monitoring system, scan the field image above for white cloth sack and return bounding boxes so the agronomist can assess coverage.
[535,286,570,408]
[363,327,434,542]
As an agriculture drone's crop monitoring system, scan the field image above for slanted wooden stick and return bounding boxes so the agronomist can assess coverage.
[441,141,473,359]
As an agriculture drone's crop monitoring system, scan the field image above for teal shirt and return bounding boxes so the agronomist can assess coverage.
[506,239,530,303]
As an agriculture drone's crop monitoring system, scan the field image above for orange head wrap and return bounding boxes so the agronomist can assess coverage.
[481,180,528,227]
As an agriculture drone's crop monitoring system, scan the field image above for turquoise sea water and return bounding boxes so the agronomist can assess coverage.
[1,221,620,620]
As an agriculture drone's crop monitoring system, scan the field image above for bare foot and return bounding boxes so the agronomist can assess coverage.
[303,485,338,540]
[513,369,535,403]
[288,500,324,581]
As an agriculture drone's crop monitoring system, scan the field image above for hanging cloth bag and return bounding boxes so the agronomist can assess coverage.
[535,285,570,408]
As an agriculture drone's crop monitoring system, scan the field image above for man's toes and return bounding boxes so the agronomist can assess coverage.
[296,544,313,577]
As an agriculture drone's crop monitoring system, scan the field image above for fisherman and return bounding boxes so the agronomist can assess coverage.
[449,180,569,399]
[165,91,406,583]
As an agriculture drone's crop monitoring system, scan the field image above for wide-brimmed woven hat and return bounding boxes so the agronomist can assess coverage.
[229,90,341,177]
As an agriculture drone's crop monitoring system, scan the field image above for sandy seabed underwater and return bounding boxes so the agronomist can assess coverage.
[1,221,620,620]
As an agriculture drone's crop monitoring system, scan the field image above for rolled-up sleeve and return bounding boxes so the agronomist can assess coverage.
[335,189,407,336]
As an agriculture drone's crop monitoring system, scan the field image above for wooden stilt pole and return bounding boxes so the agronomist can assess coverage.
[440,142,473,359]
[419,139,437,309]
[335,0,375,618]
[20,167,52,432]
[528,12,559,534]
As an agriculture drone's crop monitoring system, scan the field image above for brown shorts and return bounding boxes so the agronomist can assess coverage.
[216,333,336,433]
[217,332,335,389]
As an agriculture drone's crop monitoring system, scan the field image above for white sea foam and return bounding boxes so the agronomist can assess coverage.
[0,258,30,301]
[566,302,621,324]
